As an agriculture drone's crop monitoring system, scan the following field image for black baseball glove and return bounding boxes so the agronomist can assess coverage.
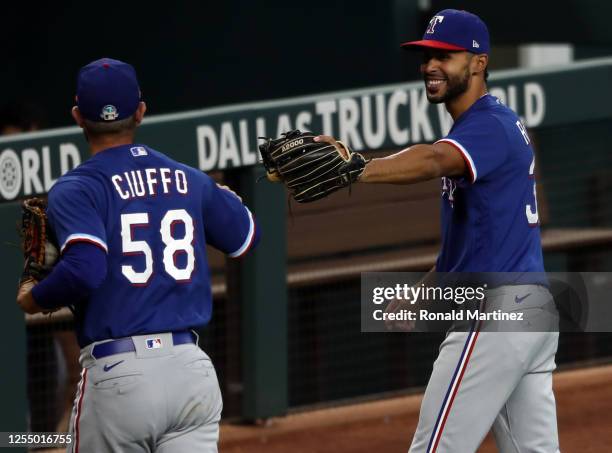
[258,130,366,203]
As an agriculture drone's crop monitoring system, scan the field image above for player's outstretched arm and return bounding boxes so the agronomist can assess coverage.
[315,135,466,185]
[360,142,466,184]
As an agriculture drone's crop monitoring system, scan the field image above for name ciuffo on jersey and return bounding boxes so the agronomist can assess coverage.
[111,168,188,200]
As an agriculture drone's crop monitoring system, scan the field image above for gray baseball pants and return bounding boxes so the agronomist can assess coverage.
[67,332,222,453]
[409,285,561,453]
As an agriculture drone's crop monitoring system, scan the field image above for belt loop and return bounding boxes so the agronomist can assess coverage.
[88,341,100,360]
[190,329,200,346]
[82,342,99,367]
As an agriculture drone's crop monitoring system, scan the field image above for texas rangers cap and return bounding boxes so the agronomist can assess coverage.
[401,9,490,54]
[76,58,141,122]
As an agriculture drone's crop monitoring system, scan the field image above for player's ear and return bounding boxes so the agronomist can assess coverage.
[71,106,85,128]
[134,102,147,125]
[471,54,488,77]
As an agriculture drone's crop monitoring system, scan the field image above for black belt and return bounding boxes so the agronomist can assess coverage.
[91,331,196,359]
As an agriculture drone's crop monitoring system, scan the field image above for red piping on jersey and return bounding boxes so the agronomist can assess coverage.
[233,217,257,259]
[437,139,476,183]
[63,238,108,254]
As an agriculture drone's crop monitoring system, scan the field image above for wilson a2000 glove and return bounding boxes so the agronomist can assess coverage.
[258,130,366,203]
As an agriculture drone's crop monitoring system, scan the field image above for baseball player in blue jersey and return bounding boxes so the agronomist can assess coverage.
[317,9,560,453]
[16,58,259,452]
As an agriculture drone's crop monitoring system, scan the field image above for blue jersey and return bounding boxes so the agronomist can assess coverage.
[47,144,256,346]
[435,94,544,273]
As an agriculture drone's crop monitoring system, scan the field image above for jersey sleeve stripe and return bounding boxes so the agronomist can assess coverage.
[435,138,478,183]
[228,208,255,258]
[61,234,108,254]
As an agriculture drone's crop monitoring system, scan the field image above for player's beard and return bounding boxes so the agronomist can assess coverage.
[425,66,470,104]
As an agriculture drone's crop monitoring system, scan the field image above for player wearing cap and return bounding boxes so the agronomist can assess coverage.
[16,58,259,452]
[316,9,560,453]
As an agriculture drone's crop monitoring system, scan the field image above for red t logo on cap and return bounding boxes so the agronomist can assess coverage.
[426,15,445,34]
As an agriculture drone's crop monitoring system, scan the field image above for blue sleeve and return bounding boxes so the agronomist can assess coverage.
[436,115,509,183]
[47,178,108,254]
[202,182,259,258]
[31,242,108,309]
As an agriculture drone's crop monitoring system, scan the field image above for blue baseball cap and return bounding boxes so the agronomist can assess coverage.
[76,58,141,122]
[401,9,490,54]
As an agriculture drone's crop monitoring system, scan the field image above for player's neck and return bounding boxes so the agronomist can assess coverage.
[445,83,488,121]
[88,135,135,155]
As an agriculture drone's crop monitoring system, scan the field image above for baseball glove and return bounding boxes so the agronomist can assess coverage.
[19,197,58,285]
[258,130,367,203]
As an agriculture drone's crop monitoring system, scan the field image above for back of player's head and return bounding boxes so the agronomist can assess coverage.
[76,58,141,123]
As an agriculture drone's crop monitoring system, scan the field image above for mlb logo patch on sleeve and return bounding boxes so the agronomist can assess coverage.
[146,338,163,349]
[130,146,148,157]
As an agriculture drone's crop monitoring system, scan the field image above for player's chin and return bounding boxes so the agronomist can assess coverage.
[425,92,446,104]
[424,83,446,104]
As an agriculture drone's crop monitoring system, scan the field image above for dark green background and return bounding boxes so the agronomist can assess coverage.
[3,0,611,130]
[2,1,612,440]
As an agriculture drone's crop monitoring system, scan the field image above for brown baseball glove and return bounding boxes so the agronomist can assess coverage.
[19,197,59,285]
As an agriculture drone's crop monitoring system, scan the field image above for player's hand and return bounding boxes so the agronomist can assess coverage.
[384,298,417,332]
[216,183,242,202]
[16,280,47,314]
[314,135,350,159]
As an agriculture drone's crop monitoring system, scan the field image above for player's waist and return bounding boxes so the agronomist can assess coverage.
[436,259,547,276]
[484,284,554,311]
[84,330,197,360]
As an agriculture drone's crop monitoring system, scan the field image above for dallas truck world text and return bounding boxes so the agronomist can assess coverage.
[372,284,486,305]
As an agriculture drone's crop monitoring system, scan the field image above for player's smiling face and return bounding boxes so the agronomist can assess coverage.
[420,49,472,104]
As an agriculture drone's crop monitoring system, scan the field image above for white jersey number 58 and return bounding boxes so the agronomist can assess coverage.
[120,209,195,285]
